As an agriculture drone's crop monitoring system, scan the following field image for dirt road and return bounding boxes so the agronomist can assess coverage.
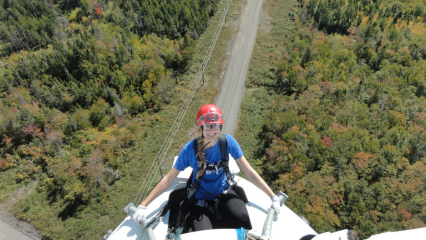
[0,219,34,240]
[215,0,264,135]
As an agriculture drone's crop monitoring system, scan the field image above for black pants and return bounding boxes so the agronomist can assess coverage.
[187,190,252,232]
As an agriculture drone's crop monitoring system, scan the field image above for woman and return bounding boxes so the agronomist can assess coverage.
[133,104,280,232]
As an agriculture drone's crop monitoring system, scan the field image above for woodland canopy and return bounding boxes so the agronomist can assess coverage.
[238,0,426,238]
[0,0,219,238]
[1,0,426,239]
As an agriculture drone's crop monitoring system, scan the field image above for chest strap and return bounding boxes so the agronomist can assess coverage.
[187,134,230,199]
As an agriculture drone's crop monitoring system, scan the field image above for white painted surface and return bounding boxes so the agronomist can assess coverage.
[312,230,348,240]
[181,229,237,240]
[107,166,317,240]
[107,158,426,240]
[366,227,426,240]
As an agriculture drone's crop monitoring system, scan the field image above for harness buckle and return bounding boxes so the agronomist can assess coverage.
[187,184,197,199]
[207,163,219,174]
[195,200,206,207]
[194,200,214,213]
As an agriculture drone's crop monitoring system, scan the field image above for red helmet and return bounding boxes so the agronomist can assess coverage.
[196,104,224,126]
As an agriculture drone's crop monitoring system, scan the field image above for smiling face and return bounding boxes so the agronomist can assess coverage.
[202,124,221,141]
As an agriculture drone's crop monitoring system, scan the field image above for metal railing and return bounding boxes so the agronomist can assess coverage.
[261,192,288,238]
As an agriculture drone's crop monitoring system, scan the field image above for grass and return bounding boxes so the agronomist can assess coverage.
[235,0,299,168]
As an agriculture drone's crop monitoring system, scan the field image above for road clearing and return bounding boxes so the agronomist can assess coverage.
[215,0,265,135]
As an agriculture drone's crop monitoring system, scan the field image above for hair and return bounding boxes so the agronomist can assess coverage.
[195,137,207,178]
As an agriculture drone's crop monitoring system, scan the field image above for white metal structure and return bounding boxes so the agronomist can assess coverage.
[106,156,318,240]
[105,156,426,240]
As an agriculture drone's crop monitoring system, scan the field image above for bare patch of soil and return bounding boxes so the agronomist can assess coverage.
[258,8,272,33]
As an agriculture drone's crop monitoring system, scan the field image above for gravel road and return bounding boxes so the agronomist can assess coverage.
[0,219,34,240]
[215,0,264,136]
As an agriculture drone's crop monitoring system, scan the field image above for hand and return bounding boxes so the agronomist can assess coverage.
[271,196,280,215]
[132,205,147,225]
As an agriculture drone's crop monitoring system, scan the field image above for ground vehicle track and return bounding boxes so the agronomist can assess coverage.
[215,0,264,136]
[0,218,34,240]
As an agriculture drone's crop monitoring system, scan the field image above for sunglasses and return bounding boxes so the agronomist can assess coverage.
[203,124,221,130]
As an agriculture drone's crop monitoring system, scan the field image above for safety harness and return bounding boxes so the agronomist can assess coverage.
[186,134,235,200]
[167,134,235,240]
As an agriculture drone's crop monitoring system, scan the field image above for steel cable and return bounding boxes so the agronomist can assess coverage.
[133,0,233,205]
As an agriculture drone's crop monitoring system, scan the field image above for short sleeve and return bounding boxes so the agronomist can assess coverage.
[226,135,243,160]
[173,141,193,171]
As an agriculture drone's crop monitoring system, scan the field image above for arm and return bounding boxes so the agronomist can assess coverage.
[139,167,180,207]
[236,155,275,198]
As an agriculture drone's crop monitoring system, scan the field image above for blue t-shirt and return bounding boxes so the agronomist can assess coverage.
[173,134,243,200]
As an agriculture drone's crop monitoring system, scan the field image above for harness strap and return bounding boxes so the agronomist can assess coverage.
[172,135,239,236]
[187,178,201,199]
[218,135,236,189]
[218,134,228,163]
[187,135,230,199]
[189,199,214,213]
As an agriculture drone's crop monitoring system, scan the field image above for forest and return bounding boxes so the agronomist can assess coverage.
[237,0,426,239]
[0,0,224,239]
[1,0,426,239]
